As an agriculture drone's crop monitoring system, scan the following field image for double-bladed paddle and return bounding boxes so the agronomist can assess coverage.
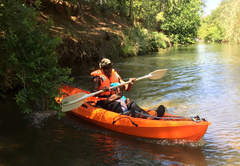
[61,69,168,112]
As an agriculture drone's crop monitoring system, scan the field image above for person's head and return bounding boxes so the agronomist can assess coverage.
[110,82,124,95]
[99,58,113,78]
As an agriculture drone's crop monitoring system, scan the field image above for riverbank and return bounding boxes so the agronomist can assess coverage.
[39,1,132,73]
[39,1,170,74]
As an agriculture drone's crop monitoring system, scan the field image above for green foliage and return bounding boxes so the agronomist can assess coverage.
[150,32,170,51]
[156,12,165,23]
[217,0,240,43]
[105,36,123,59]
[198,15,224,42]
[65,0,204,46]
[95,0,128,17]
[67,0,203,46]
[129,0,162,30]
[160,0,204,44]
[122,27,150,55]
[199,0,240,43]
[198,4,224,42]
[121,27,170,56]
[95,0,167,30]
[0,0,72,115]
[121,35,140,57]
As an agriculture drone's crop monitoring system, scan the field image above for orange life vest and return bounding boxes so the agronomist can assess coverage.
[91,69,120,99]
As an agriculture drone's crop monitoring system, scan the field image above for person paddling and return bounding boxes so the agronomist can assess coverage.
[91,58,135,113]
[91,58,165,118]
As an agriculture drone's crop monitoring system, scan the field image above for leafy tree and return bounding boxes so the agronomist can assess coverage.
[126,0,163,30]
[198,0,240,43]
[198,14,224,42]
[217,0,240,43]
[160,0,204,44]
[0,0,72,116]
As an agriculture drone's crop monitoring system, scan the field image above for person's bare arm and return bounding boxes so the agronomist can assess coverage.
[120,77,136,91]
[105,94,121,104]
[91,76,109,96]
[91,76,100,92]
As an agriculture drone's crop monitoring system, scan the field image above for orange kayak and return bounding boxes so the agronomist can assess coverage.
[57,85,211,142]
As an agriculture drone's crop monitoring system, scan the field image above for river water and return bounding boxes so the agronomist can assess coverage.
[1,42,240,165]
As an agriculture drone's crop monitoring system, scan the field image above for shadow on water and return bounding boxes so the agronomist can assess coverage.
[0,94,207,166]
[1,43,240,165]
[59,113,208,166]
[0,91,236,166]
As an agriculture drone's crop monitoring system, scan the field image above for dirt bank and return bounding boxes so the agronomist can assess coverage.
[39,0,132,74]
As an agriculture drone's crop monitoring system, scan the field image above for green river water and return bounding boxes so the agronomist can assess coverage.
[1,42,240,165]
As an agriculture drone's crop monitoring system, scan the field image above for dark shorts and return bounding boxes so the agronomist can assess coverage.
[96,100,123,113]
[96,100,149,118]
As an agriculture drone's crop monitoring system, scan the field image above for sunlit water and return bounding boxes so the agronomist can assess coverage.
[1,42,240,165]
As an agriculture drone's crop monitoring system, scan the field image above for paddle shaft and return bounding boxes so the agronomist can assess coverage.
[64,74,151,106]
[61,69,167,112]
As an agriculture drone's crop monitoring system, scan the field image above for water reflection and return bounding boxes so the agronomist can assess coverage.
[1,43,240,165]
[61,113,207,165]
[68,43,240,165]
[85,132,207,165]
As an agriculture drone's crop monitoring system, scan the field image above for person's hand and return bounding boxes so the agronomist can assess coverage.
[111,94,121,100]
[126,98,130,105]
[102,86,109,92]
[129,78,136,84]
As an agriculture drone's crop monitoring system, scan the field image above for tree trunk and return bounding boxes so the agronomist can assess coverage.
[128,0,132,19]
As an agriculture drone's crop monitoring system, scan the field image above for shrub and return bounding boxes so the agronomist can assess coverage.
[150,32,170,51]
[121,36,140,57]
[121,27,171,56]
[0,0,72,116]
[123,27,150,55]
